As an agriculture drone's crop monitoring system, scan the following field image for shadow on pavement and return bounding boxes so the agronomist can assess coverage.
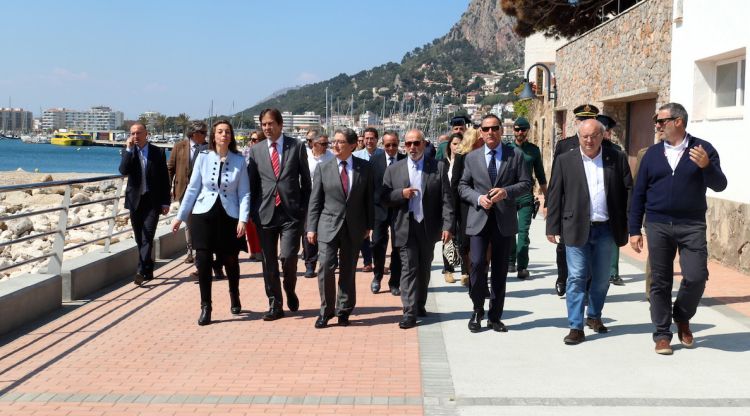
[692,332,750,352]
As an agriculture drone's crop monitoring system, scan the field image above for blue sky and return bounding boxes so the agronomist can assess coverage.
[2,0,470,120]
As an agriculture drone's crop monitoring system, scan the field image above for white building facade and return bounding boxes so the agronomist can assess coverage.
[42,106,124,131]
[0,108,34,132]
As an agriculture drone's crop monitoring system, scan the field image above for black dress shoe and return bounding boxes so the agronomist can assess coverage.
[287,292,299,312]
[304,265,316,278]
[315,314,333,329]
[468,311,484,333]
[487,320,508,332]
[262,308,284,321]
[555,281,566,297]
[390,287,401,296]
[517,269,530,279]
[399,317,417,329]
[198,304,212,326]
[143,274,154,282]
[213,268,226,280]
[417,307,427,317]
[134,272,145,286]
[230,292,241,315]
[509,264,517,273]
[371,279,381,294]
[338,314,350,326]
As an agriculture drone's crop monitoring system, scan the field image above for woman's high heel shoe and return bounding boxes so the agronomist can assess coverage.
[230,292,241,315]
[198,303,212,326]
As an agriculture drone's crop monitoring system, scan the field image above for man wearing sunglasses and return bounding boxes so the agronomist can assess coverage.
[629,102,727,355]
[382,129,454,329]
[458,114,531,333]
[507,117,547,280]
[302,134,334,278]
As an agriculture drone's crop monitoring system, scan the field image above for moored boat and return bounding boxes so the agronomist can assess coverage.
[50,130,93,146]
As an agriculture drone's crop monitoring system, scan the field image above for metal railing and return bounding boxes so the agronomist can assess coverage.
[0,175,175,276]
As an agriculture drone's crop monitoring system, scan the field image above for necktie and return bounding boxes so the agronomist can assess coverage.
[488,149,497,186]
[271,142,281,206]
[388,156,395,166]
[340,160,349,199]
[189,144,199,171]
[139,147,147,195]
[409,161,423,223]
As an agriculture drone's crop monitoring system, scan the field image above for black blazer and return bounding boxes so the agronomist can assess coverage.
[371,151,406,223]
[545,145,633,247]
[119,143,171,210]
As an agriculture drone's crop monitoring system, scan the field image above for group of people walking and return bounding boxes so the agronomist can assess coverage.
[119,101,727,355]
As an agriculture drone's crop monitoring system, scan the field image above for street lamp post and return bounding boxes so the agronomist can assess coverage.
[519,62,558,152]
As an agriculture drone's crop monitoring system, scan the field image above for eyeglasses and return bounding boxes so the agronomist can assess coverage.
[315,142,329,147]
[250,138,261,143]
[404,141,422,147]
[481,125,501,132]
[383,143,399,148]
[654,117,678,125]
[513,127,528,132]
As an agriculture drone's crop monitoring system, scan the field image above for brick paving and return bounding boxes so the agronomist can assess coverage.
[0,255,422,415]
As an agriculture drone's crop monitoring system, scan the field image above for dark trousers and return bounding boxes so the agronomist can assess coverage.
[509,197,534,269]
[398,216,433,320]
[258,210,301,309]
[129,193,159,277]
[372,218,401,289]
[317,222,358,317]
[302,218,318,270]
[647,221,708,341]
[555,241,568,285]
[469,214,512,321]
[360,237,373,266]
[196,250,239,306]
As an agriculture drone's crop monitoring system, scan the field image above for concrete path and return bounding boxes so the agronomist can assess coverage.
[0,217,748,415]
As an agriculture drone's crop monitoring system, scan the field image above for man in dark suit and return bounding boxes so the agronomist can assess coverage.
[119,122,171,285]
[546,119,632,345]
[458,114,531,333]
[549,104,600,297]
[247,108,312,321]
[369,130,405,296]
[306,128,374,328]
[382,129,453,329]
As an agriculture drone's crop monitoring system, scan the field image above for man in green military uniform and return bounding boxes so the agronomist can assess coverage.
[597,114,626,286]
[508,117,547,279]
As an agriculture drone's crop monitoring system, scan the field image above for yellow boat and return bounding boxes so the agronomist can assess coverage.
[51,130,94,146]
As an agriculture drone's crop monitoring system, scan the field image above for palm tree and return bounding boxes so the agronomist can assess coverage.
[175,113,190,135]
[154,114,168,139]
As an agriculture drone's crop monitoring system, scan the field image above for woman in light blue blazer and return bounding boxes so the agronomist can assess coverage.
[172,120,250,326]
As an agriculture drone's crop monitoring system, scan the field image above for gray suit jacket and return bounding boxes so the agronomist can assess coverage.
[247,135,312,225]
[458,144,532,236]
[306,156,374,244]
[381,156,454,247]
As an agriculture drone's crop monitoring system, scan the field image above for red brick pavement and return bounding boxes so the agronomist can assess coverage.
[0,254,422,415]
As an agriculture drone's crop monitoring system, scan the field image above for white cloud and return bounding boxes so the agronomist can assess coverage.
[296,72,319,83]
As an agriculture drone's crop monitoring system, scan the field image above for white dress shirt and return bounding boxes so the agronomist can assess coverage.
[408,156,424,222]
[664,133,688,173]
[268,134,284,162]
[307,148,334,180]
[580,148,608,222]
[353,147,384,161]
[337,155,354,197]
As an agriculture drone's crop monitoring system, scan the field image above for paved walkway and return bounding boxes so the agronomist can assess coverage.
[1,218,749,415]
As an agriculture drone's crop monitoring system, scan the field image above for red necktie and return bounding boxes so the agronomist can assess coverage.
[340,160,349,199]
[271,142,281,206]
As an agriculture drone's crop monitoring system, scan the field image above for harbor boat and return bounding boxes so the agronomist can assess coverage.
[51,129,93,146]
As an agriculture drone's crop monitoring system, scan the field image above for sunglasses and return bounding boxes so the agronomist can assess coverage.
[404,141,422,147]
[513,127,528,132]
[481,125,501,132]
[654,117,678,125]
[250,138,261,143]
[383,143,399,148]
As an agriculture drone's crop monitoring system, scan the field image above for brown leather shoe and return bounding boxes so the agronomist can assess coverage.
[677,321,694,348]
[362,264,373,272]
[655,338,673,355]
[563,329,585,345]
[586,318,609,333]
[460,274,470,287]
[443,271,456,283]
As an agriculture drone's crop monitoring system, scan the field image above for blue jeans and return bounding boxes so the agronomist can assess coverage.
[565,223,613,330]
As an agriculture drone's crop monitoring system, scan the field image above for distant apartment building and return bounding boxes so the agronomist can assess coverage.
[252,111,322,135]
[0,108,34,132]
[358,111,380,129]
[42,106,124,131]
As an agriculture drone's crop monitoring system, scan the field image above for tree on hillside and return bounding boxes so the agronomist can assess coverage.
[500,0,640,38]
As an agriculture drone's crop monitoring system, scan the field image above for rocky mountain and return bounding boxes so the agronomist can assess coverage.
[238,0,524,122]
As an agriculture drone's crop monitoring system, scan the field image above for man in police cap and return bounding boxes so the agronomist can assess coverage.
[549,104,599,297]
[508,117,547,279]
[436,115,471,160]
[597,114,625,286]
